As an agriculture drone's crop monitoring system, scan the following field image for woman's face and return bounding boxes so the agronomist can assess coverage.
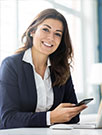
[31,18,63,56]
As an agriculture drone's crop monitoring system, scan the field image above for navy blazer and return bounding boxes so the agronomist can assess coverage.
[0,52,79,129]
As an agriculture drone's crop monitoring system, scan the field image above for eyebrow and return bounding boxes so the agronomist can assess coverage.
[43,24,63,33]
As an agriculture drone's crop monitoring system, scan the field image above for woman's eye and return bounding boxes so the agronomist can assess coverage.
[55,33,62,37]
[42,28,49,32]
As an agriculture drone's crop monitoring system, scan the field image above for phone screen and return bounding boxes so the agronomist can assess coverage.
[75,98,94,106]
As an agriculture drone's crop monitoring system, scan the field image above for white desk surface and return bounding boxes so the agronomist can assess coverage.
[0,127,102,135]
[0,114,102,135]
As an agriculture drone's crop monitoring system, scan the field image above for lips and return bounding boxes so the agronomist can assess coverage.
[42,41,53,47]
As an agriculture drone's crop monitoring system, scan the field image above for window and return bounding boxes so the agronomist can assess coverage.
[0,0,18,63]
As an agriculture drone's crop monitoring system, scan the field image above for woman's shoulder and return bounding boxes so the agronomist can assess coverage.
[1,51,24,64]
[0,52,25,71]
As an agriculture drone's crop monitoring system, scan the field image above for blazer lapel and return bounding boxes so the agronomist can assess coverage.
[23,61,37,111]
[49,71,65,110]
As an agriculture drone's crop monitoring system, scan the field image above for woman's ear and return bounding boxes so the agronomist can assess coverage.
[30,26,37,37]
[30,31,34,37]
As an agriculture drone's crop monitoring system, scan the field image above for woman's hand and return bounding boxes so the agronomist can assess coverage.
[50,103,87,124]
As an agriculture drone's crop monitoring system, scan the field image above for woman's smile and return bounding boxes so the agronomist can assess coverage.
[41,41,53,48]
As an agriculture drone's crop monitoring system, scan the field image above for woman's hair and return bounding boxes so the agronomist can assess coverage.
[16,8,73,86]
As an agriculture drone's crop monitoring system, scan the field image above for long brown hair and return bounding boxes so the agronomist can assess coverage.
[16,8,73,86]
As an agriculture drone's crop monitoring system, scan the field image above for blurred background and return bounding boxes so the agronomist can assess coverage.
[0,0,102,114]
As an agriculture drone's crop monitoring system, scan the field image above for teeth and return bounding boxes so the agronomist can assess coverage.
[43,42,52,47]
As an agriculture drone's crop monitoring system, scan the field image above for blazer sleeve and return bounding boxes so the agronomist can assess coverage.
[0,57,47,129]
[63,75,80,124]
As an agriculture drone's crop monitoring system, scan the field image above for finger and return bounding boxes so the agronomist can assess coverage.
[76,105,87,111]
[60,103,76,108]
[65,105,87,114]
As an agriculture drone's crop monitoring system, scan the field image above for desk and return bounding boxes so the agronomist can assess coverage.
[0,127,102,135]
[0,114,102,135]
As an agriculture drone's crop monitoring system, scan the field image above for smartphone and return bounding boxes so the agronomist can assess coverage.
[75,98,94,106]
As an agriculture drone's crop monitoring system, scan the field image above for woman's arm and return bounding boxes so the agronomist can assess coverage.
[0,57,47,129]
[50,76,87,124]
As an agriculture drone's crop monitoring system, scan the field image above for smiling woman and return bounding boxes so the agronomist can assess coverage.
[16,8,73,86]
[0,8,87,129]
[31,18,63,79]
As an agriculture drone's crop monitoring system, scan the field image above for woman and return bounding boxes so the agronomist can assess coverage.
[0,8,87,129]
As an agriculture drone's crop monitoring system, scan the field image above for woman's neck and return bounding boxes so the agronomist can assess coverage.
[31,47,48,78]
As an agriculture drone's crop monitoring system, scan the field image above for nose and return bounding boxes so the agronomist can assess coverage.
[47,32,54,41]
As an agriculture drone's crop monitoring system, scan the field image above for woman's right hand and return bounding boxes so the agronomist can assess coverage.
[50,103,87,124]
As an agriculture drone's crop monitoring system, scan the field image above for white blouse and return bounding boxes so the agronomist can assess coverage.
[22,48,54,125]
